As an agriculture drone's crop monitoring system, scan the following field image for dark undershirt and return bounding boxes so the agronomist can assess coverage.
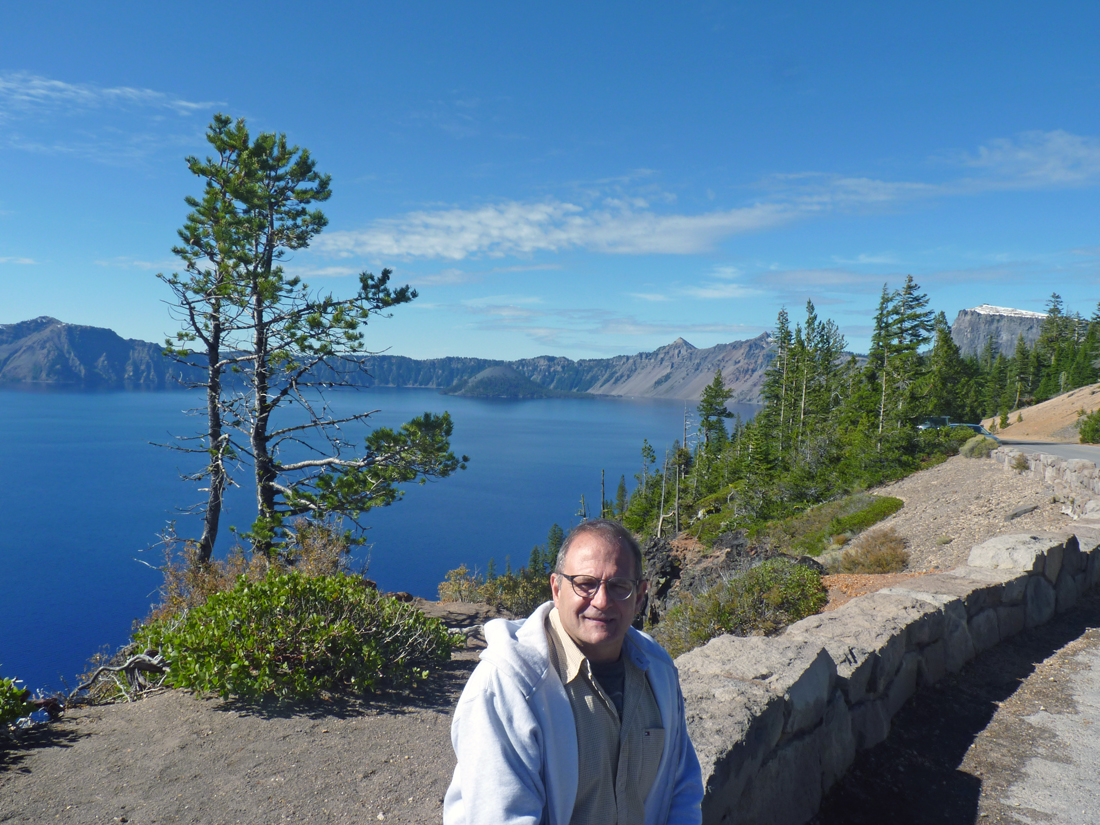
[590,656,626,719]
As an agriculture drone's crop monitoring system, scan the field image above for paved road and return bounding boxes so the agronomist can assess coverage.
[1001,440,1100,464]
[994,621,1100,823]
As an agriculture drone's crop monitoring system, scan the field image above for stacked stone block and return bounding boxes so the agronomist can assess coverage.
[681,530,1100,825]
[993,446,1100,518]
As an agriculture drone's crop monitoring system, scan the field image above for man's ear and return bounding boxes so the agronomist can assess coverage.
[550,572,561,605]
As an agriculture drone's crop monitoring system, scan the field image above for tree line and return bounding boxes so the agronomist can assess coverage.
[620,280,1098,543]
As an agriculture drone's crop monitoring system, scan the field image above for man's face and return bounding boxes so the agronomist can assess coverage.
[550,533,647,663]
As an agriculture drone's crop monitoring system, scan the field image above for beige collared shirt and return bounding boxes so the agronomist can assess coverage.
[545,608,665,825]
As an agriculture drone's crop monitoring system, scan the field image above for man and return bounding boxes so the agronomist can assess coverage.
[444,519,703,825]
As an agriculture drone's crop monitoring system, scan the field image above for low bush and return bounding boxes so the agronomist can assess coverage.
[439,531,560,616]
[1,670,34,726]
[755,493,903,557]
[438,563,552,616]
[652,558,827,658]
[959,435,997,459]
[831,527,909,574]
[1079,409,1100,444]
[1010,454,1030,473]
[826,496,903,537]
[136,571,458,701]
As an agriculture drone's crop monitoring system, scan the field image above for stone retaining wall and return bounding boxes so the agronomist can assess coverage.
[680,527,1100,825]
[992,445,1100,518]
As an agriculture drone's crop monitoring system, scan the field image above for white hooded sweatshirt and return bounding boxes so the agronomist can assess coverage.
[444,601,703,825]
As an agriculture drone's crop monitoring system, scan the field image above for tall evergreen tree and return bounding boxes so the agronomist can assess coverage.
[161,115,466,561]
[761,307,794,452]
[924,311,967,421]
[698,369,734,447]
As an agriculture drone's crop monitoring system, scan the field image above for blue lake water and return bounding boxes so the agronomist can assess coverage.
[0,387,757,694]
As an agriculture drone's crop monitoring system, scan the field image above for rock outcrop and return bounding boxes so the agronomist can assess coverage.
[950,304,1046,359]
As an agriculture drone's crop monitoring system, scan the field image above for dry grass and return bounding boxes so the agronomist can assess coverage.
[831,527,910,574]
[147,519,353,622]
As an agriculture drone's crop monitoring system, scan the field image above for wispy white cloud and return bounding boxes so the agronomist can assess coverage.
[0,72,218,120]
[316,130,1100,264]
[457,297,763,351]
[317,199,795,260]
[757,268,893,289]
[710,266,742,279]
[490,263,563,273]
[0,72,220,163]
[680,282,760,300]
[678,264,762,300]
[284,265,363,278]
[954,130,1100,188]
[0,256,36,264]
[95,256,176,270]
[408,269,479,286]
[630,292,671,302]
[461,294,544,308]
[831,253,899,265]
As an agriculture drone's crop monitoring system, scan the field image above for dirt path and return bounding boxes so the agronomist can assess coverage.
[0,653,480,824]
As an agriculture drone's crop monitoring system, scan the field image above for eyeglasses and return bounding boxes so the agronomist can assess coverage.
[558,573,640,601]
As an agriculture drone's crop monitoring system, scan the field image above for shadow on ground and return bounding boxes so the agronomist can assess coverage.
[215,649,480,721]
[809,594,1100,825]
[0,722,87,773]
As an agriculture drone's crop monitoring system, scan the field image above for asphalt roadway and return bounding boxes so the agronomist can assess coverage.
[1000,439,1100,464]
[997,620,1100,824]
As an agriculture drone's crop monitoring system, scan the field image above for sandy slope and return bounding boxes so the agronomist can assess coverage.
[982,381,1100,442]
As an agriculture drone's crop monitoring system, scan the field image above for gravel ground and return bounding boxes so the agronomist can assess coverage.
[0,452,1089,824]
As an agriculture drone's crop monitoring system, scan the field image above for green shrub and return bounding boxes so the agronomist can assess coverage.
[755,493,903,557]
[1,671,34,726]
[959,435,997,458]
[150,518,355,623]
[831,527,909,574]
[135,571,457,701]
[1079,409,1100,444]
[439,538,556,616]
[826,496,903,536]
[652,559,827,658]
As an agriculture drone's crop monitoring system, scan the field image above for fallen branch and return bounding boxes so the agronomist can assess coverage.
[70,650,169,702]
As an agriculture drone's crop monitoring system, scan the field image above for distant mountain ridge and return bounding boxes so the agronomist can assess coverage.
[950,304,1046,358]
[0,317,774,401]
[0,317,201,389]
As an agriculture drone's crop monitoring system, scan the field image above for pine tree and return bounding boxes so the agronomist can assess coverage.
[160,115,466,560]
[761,307,794,452]
[875,276,934,431]
[614,475,627,521]
[698,370,734,447]
[924,311,967,420]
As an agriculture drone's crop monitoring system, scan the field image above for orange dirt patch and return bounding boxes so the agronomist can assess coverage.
[822,572,926,611]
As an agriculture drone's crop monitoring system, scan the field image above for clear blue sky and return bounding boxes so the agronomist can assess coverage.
[2,2,1098,360]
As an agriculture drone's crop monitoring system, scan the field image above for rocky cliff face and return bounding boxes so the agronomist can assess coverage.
[950,305,1046,358]
[511,334,773,402]
[0,317,200,389]
[0,317,774,401]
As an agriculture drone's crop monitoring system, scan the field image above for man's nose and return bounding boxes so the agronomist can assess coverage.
[589,580,614,608]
